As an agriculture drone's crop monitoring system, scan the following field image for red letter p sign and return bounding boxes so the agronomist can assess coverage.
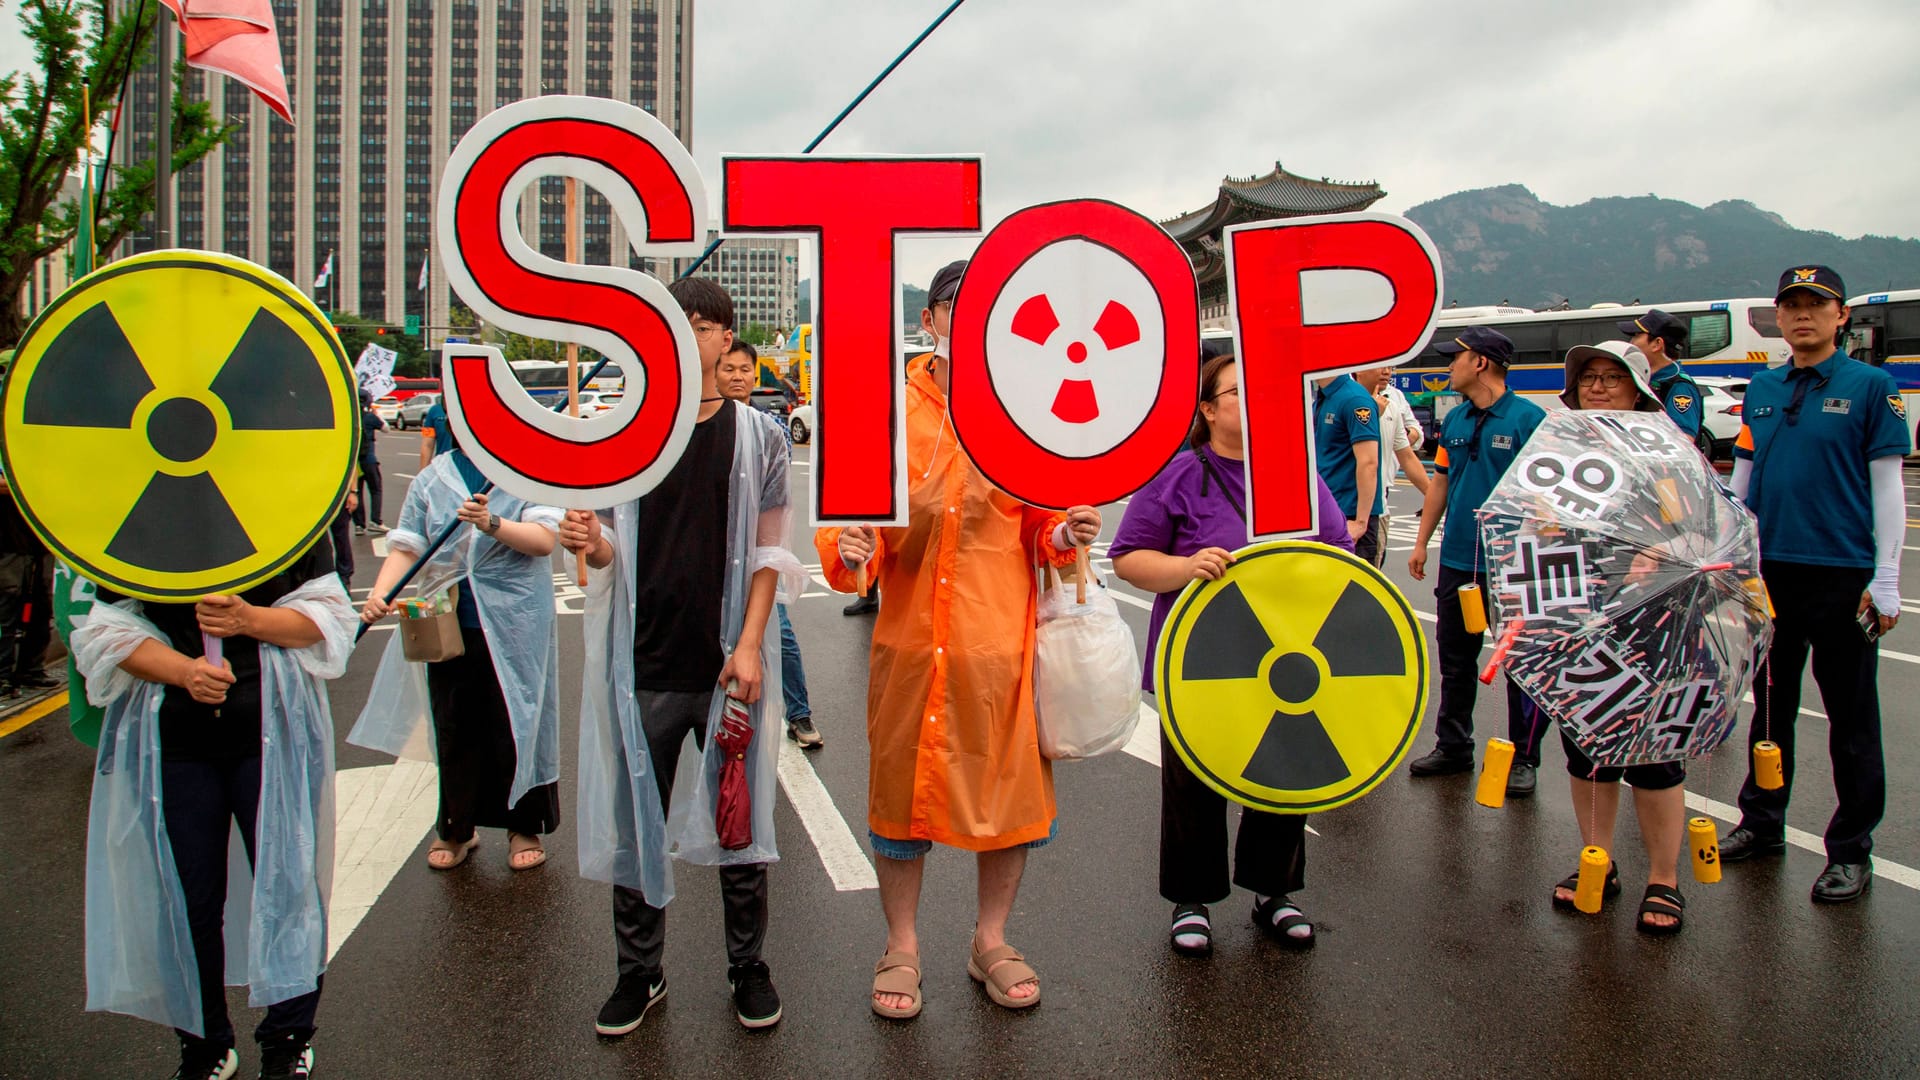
[1225,213,1442,539]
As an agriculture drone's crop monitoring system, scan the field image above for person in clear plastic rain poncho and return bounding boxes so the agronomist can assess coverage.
[73,536,355,1080]
[349,438,565,872]
[557,278,806,1037]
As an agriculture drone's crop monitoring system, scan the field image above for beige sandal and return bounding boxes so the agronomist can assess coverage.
[967,943,1041,1009]
[426,836,478,870]
[507,833,547,872]
[871,952,923,1020]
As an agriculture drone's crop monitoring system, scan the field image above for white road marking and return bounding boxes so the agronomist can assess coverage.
[1684,791,1920,893]
[328,761,440,961]
[775,739,878,891]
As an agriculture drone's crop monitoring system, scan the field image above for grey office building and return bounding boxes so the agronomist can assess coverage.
[117,0,695,343]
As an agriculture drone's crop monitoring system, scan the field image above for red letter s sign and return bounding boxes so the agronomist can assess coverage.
[435,96,706,506]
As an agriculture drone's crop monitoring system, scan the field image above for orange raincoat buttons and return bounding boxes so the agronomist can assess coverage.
[817,361,1073,851]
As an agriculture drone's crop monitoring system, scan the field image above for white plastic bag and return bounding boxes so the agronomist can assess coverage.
[1033,563,1141,760]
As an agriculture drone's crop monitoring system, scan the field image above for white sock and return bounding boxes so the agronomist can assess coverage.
[1258,895,1312,940]
[1171,907,1210,950]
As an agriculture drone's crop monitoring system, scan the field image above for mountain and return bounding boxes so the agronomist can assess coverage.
[1404,186,1920,309]
[792,280,927,330]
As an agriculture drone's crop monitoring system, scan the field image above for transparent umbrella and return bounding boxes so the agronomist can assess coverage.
[1475,409,1772,768]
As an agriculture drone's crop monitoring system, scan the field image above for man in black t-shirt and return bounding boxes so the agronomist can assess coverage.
[560,278,790,1037]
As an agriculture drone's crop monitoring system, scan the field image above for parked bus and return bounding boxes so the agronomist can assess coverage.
[1391,298,1789,405]
[509,358,624,403]
[1844,288,1920,388]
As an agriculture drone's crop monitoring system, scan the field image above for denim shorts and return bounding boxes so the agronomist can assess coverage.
[868,820,1057,862]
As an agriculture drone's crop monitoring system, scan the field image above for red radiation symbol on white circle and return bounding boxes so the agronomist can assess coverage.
[984,238,1166,458]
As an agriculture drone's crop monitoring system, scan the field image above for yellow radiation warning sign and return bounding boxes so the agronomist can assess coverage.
[1158,540,1428,813]
[1,250,357,601]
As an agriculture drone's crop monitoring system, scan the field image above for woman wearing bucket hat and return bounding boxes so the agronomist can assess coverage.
[1549,339,1690,934]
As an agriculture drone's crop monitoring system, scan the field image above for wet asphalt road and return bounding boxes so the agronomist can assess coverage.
[3,428,1919,1079]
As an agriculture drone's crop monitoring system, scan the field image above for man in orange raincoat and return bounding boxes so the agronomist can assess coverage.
[817,260,1102,1021]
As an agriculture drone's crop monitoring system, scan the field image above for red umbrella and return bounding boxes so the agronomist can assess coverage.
[714,688,754,851]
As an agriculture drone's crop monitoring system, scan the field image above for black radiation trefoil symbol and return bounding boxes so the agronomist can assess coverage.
[1008,293,1141,424]
[23,300,337,574]
[1180,579,1407,791]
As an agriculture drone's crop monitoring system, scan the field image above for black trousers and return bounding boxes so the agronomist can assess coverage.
[425,626,561,843]
[0,551,35,678]
[328,506,354,591]
[1433,565,1551,766]
[1736,561,1884,863]
[162,755,321,1053]
[1353,516,1387,569]
[351,457,383,527]
[613,689,767,982]
[1159,728,1306,904]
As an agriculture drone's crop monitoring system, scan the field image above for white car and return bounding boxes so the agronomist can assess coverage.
[1691,376,1747,459]
[395,393,439,429]
[372,396,401,425]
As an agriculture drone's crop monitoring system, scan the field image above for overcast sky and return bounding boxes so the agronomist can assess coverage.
[7,0,1916,286]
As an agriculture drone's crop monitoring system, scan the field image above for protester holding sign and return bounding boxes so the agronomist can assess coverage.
[351,445,566,872]
[817,260,1101,1019]
[75,539,354,1080]
[1721,265,1910,904]
[352,390,389,535]
[1406,327,1551,791]
[1112,355,1353,955]
[557,278,806,1035]
[1547,341,1689,932]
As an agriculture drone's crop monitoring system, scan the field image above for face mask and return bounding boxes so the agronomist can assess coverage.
[932,333,951,360]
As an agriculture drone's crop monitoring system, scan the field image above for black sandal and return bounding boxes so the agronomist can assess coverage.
[1169,903,1212,958]
[1252,896,1314,949]
[1551,861,1621,912]
[1636,884,1685,936]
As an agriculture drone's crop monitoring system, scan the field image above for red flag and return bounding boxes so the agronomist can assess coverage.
[158,0,293,124]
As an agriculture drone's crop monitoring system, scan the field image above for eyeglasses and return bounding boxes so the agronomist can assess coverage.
[690,324,726,339]
[1204,386,1241,402]
[1576,372,1631,388]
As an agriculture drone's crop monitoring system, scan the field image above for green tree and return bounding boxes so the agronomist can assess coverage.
[0,1,234,344]
[739,322,774,348]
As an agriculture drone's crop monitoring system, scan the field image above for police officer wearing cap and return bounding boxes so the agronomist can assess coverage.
[1619,309,1703,441]
[1407,327,1552,793]
[1720,264,1909,904]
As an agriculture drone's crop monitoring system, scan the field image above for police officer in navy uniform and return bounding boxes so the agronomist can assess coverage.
[1720,265,1909,904]
[1312,371,1385,566]
[1619,309,1702,441]
[1406,327,1553,794]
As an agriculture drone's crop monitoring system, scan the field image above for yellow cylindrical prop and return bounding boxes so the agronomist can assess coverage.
[1744,578,1774,618]
[1475,738,1515,808]
[1753,741,1785,790]
[1573,846,1610,914]
[1689,817,1722,883]
[1458,582,1487,634]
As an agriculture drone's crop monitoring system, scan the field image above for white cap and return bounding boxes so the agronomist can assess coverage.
[1561,340,1662,411]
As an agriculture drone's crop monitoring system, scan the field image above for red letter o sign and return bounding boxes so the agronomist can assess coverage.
[948,200,1199,510]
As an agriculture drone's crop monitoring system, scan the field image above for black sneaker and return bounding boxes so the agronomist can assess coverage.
[170,1045,237,1080]
[841,594,878,616]
[786,716,824,749]
[728,960,783,1029]
[257,1034,313,1079]
[595,974,666,1036]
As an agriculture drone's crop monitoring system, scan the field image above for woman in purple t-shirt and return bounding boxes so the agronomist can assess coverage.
[1110,355,1353,957]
